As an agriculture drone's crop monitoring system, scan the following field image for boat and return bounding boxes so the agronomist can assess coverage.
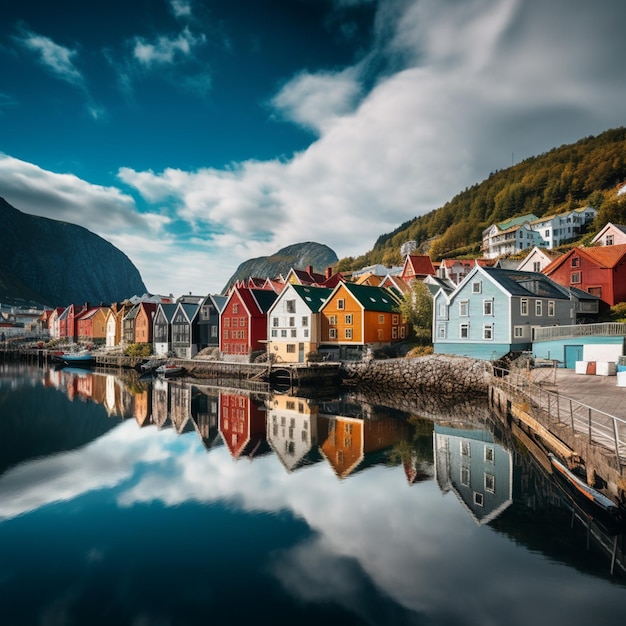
[60,350,96,365]
[548,453,619,513]
[155,364,185,378]
[137,358,165,374]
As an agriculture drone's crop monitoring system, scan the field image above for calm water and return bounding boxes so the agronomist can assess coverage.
[0,362,624,626]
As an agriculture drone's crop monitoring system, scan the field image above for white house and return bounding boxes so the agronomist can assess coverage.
[591,222,626,246]
[515,246,561,273]
[530,206,597,249]
[267,283,332,363]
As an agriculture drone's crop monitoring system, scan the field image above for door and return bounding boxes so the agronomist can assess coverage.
[298,343,304,363]
[564,344,583,369]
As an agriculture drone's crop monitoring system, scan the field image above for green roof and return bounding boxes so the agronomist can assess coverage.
[292,284,333,312]
[341,283,401,312]
[497,213,538,231]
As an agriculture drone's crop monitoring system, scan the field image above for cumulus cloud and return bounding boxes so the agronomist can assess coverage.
[170,0,192,19]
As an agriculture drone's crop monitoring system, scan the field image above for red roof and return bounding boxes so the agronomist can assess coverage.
[403,254,435,277]
[544,243,626,274]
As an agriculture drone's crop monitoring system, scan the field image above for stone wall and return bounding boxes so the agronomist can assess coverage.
[341,354,489,396]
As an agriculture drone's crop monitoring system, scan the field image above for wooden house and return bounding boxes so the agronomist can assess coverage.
[104,302,133,348]
[47,307,67,339]
[267,283,332,363]
[134,302,157,344]
[58,303,88,340]
[432,265,575,360]
[153,303,177,356]
[516,246,561,273]
[399,254,436,284]
[591,222,626,247]
[122,304,139,345]
[171,301,202,359]
[542,243,626,307]
[220,286,277,361]
[197,294,227,350]
[76,306,110,343]
[319,283,408,360]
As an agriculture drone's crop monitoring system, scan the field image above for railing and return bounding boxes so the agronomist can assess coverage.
[533,322,626,343]
[490,366,626,469]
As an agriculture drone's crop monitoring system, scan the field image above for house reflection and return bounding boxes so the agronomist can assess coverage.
[266,395,325,473]
[433,424,513,525]
[219,391,270,460]
[189,387,222,450]
[152,377,171,429]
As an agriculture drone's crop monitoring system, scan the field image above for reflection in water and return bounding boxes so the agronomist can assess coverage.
[0,363,624,625]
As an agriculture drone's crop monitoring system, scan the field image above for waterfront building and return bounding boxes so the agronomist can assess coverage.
[153,303,177,356]
[170,300,202,359]
[197,294,227,351]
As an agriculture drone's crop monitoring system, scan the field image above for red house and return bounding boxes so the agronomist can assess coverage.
[220,286,277,359]
[400,254,436,284]
[58,303,88,340]
[543,243,626,307]
[218,392,269,459]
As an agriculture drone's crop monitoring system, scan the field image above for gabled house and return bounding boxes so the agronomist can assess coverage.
[134,302,157,344]
[319,283,408,360]
[153,303,177,356]
[58,303,88,340]
[220,286,278,361]
[530,206,597,249]
[105,302,133,348]
[379,274,411,298]
[197,294,227,350]
[591,222,626,247]
[122,304,140,345]
[267,283,332,363]
[171,301,202,359]
[516,246,561,273]
[283,265,328,286]
[219,391,270,460]
[542,243,626,307]
[433,265,575,360]
[76,306,110,343]
[399,254,436,284]
[47,307,67,339]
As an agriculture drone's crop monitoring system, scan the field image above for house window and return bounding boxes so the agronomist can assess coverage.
[437,325,446,339]
[588,286,602,297]
[224,317,230,327]
[232,317,238,327]
[224,330,229,339]
[211,326,218,338]
[472,281,482,294]
[303,329,309,338]
[337,299,345,310]
[378,314,384,324]
[286,300,296,313]
[483,324,493,340]
[271,329,277,337]
[281,330,287,337]
[233,304,238,313]
[474,492,484,507]
[514,325,524,338]
[438,303,447,319]
[392,327,398,339]
[286,344,296,353]
[329,315,337,325]
[521,298,528,316]
[400,326,406,338]
[571,271,581,284]
[484,473,495,493]
[329,328,337,339]
[461,440,470,457]
[461,467,470,487]
[535,300,542,316]
[571,257,580,267]
[459,300,469,316]
[345,328,352,339]
[272,317,279,327]
[485,446,495,463]
[301,317,308,327]
[533,261,541,272]
[548,301,555,316]
[606,234,614,245]
[291,329,297,337]
[392,314,399,324]
[289,317,295,327]
[483,300,493,316]
[345,314,353,324]
[377,329,384,340]
[460,323,469,339]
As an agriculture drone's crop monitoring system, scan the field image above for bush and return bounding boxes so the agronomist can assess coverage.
[406,345,434,358]
[125,343,152,357]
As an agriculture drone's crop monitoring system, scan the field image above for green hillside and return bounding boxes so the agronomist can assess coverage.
[336,127,626,272]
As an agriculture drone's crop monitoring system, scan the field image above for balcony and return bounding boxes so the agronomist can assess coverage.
[533,322,626,342]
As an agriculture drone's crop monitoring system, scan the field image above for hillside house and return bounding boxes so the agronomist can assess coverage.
[542,243,626,308]
[400,254,436,284]
[530,207,597,249]
[433,266,575,360]
[267,283,332,363]
[482,215,543,259]
[591,222,626,246]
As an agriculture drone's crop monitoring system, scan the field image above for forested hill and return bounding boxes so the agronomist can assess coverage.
[336,127,626,272]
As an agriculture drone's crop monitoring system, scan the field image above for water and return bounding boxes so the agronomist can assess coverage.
[0,362,624,626]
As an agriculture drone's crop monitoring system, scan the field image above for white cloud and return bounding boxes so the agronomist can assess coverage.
[16,30,84,86]
[132,27,206,67]
[170,0,192,19]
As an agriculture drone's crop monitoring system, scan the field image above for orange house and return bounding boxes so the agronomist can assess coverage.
[134,302,157,344]
[319,282,408,359]
[76,306,110,343]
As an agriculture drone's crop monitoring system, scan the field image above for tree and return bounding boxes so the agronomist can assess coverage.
[400,280,433,341]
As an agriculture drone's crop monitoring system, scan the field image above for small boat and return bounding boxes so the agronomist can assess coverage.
[155,364,185,378]
[61,350,95,365]
[548,453,618,513]
[137,358,165,374]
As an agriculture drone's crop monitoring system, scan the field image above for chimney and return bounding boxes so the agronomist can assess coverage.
[306,265,313,275]
[325,266,332,279]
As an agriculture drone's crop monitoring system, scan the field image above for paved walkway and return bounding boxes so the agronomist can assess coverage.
[530,367,626,421]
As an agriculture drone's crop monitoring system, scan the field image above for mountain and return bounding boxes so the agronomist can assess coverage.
[0,198,147,307]
[336,127,626,272]
[223,242,338,293]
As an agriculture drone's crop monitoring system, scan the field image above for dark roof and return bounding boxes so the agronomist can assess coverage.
[481,267,570,299]
[250,288,278,313]
[157,303,178,322]
[341,283,401,312]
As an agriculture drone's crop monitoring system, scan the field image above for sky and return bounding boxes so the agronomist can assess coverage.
[2,0,626,298]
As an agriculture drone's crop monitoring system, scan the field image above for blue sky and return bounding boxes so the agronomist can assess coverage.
[2,0,626,297]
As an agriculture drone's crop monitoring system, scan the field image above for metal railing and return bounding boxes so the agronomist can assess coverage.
[490,366,626,469]
[533,322,626,342]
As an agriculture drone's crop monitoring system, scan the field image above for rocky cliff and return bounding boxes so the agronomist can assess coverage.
[223,241,338,293]
[0,197,147,307]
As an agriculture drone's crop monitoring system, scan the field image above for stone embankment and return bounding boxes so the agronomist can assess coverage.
[341,354,489,396]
